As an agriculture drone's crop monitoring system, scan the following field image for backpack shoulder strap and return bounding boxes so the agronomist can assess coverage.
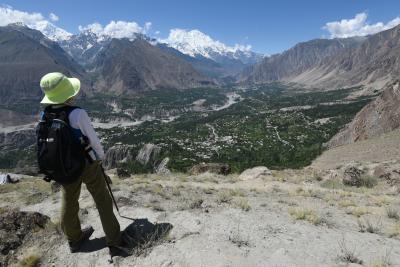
[43,105,80,125]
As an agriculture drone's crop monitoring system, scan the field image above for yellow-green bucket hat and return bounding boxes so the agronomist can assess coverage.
[40,72,81,104]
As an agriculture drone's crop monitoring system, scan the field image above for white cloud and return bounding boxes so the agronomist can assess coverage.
[79,20,151,40]
[144,22,152,32]
[49,12,59,22]
[323,12,400,38]
[0,5,45,26]
[0,6,71,40]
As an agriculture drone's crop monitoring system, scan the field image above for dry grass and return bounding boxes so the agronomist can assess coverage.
[386,206,400,220]
[346,206,369,218]
[217,190,233,204]
[373,196,392,207]
[203,187,215,194]
[288,207,325,225]
[357,218,382,234]
[289,187,323,198]
[189,197,204,209]
[171,186,181,197]
[388,222,400,237]
[229,224,250,248]
[271,171,287,182]
[17,248,41,267]
[321,179,344,190]
[0,178,51,205]
[337,238,363,264]
[339,199,357,208]
[235,197,251,211]
[228,188,246,197]
[368,249,392,267]
[359,175,379,188]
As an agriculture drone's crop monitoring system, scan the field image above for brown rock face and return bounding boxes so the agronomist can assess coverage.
[328,82,400,147]
[342,166,364,186]
[240,24,400,90]
[0,25,88,104]
[92,38,214,94]
[0,209,51,265]
[239,37,364,85]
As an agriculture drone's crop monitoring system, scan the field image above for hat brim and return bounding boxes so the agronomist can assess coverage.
[40,77,81,104]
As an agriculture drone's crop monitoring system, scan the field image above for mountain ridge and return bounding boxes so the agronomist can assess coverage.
[90,38,214,94]
[240,24,400,94]
[0,24,87,104]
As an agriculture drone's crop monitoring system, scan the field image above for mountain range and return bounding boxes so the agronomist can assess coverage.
[2,21,400,133]
[241,24,400,93]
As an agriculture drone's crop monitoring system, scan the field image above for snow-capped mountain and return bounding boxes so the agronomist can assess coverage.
[58,29,111,64]
[160,29,262,64]
[34,20,72,41]
[55,24,262,78]
[8,21,72,41]
[59,29,153,65]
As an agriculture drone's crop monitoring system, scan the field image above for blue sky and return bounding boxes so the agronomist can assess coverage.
[2,0,400,54]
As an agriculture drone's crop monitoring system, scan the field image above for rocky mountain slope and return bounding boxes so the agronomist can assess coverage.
[242,24,400,92]
[291,24,400,91]
[90,38,213,94]
[328,81,400,148]
[58,29,112,66]
[0,24,87,104]
[60,28,262,79]
[240,37,365,85]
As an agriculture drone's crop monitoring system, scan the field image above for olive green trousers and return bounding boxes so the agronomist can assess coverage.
[60,161,121,246]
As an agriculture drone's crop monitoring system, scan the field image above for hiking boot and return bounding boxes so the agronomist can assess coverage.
[69,226,94,253]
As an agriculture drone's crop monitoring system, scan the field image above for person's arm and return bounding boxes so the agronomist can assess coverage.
[76,109,105,160]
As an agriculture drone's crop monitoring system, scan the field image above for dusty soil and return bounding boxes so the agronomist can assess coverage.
[1,168,400,267]
[312,129,400,170]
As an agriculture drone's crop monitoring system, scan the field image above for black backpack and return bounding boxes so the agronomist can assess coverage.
[36,106,86,184]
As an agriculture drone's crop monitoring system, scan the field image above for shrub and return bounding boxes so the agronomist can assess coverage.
[360,175,378,188]
[357,218,382,234]
[217,190,233,204]
[337,239,363,264]
[235,198,251,211]
[386,206,400,220]
[288,207,325,225]
[345,206,369,218]
[18,249,41,267]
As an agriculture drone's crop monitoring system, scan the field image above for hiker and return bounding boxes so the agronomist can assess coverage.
[36,72,126,256]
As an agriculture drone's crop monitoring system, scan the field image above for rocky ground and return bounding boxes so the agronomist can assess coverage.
[1,161,400,267]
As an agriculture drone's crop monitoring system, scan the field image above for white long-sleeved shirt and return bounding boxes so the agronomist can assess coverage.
[68,108,105,160]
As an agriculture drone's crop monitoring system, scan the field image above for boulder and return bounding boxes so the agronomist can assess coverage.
[136,144,161,165]
[0,209,50,256]
[0,173,19,185]
[189,163,230,175]
[342,165,364,186]
[116,168,130,179]
[239,166,272,180]
[155,157,171,175]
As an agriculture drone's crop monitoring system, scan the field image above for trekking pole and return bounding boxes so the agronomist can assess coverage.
[100,164,121,216]
[100,164,136,221]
